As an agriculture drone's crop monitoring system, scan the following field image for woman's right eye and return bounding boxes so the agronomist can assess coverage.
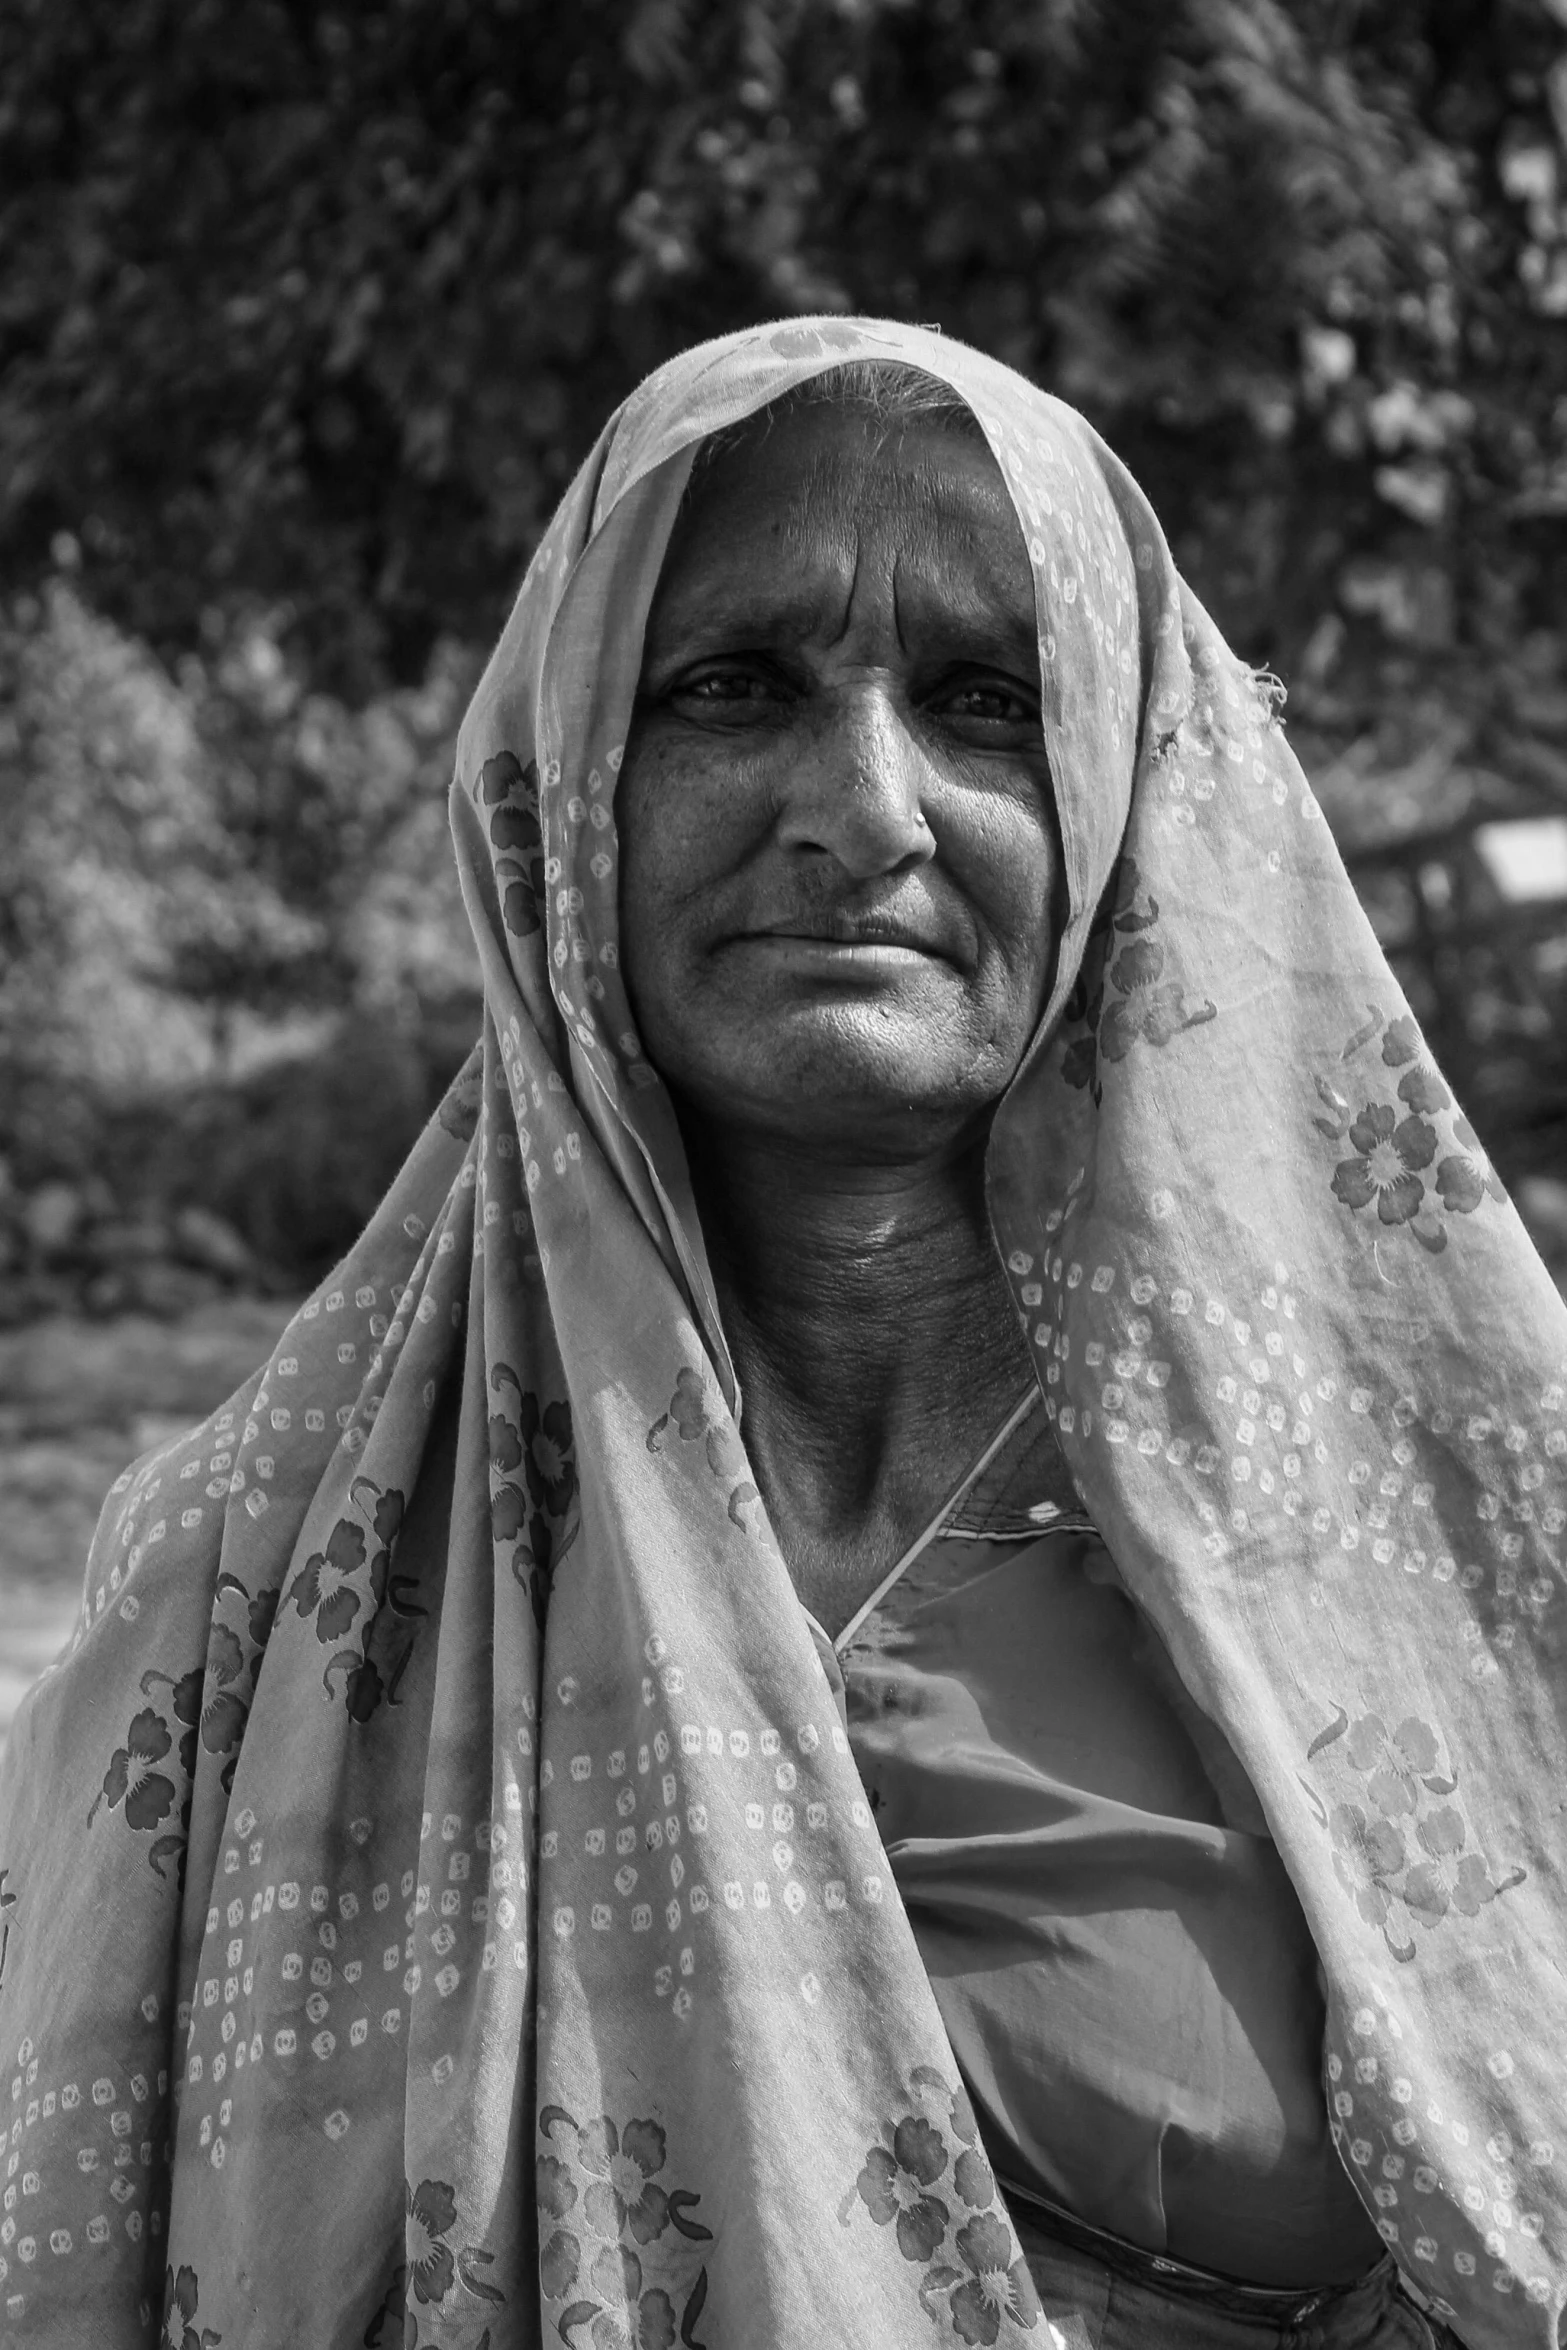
[667,665,788,712]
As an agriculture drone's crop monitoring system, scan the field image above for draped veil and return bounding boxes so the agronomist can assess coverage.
[2,320,1564,2350]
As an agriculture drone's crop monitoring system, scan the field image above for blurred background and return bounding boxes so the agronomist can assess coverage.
[2,0,1567,1727]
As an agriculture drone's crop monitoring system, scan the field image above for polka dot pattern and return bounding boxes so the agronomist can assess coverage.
[0,317,1563,2349]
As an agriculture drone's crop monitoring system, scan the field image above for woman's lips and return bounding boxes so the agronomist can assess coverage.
[723,929,956,979]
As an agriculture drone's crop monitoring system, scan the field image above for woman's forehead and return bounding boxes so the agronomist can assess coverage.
[646,401,1038,650]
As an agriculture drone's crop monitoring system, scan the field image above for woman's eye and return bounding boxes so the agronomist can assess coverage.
[671,668,781,707]
[934,680,1036,725]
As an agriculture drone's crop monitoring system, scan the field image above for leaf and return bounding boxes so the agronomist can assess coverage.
[646,1412,669,1454]
[557,2300,599,2344]
[667,2188,713,2241]
[918,2265,963,2315]
[1112,896,1160,933]
[214,1572,250,1602]
[539,2104,578,2142]
[1306,1705,1349,1758]
[1342,1006,1384,1059]
[1493,1864,1527,1896]
[490,1362,523,1400]
[322,1648,384,1723]
[726,1481,760,1531]
[207,1622,246,1686]
[1383,1923,1417,1964]
[1311,1114,1346,1141]
[1296,1774,1328,1828]
[1421,1773,1458,1797]
[457,2246,506,2304]
[147,1834,186,1881]
[1410,1218,1448,1255]
[679,2267,709,2350]
[1313,1074,1349,1111]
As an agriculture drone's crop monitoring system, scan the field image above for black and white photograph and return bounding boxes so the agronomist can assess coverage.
[2,6,1566,2345]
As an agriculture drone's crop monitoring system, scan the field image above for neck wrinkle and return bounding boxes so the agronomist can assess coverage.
[677,1108,1027,1528]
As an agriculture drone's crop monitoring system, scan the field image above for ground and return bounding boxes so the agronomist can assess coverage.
[0,1296,296,1754]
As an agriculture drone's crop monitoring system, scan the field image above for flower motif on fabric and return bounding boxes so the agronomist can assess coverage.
[1402,1806,1499,1927]
[519,1394,577,1518]
[90,1621,257,1878]
[1315,1007,1505,1253]
[1343,1712,1447,1815]
[647,1367,761,1534]
[196,1626,251,1755]
[161,2262,220,2350]
[138,1621,250,1806]
[559,2244,678,2350]
[1326,1803,1405,1933]
[480,752,546,942]
[857,2115,951,2263]
[537,2107,711,2350]
[1330,1103,1437,1227]
[1436,1114,1507,1216]
[247,1584,279,1649]
[841,2069,1043,2344]
[579,2117,677,2245]
[1302,1705,1526,1960]
[88,1701,187,1877]
[1061,856,1215,1104]
[404,2177,506,2316]
[289,1518,369,1642]
[288,1475,423,1724]
[490,1363,581,1632]
[438,1041,485,1142]
[949,2211,1041,2349]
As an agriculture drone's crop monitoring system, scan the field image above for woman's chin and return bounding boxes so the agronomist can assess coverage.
[672,1012,1002,1142]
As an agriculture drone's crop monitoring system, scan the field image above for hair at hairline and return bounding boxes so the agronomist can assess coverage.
[685,359,985,488]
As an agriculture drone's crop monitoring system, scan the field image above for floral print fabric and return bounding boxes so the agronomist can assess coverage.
[0,319,1563,2349]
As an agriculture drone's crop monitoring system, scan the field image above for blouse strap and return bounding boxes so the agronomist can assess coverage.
[833,1386,1041,1654]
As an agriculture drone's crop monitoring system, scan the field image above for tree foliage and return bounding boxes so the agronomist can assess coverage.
[2,0,1563,691]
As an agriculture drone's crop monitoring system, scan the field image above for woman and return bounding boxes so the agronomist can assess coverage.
[0,319,1562,2350]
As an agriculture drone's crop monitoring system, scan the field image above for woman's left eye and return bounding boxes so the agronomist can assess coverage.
[932,680,1036,726]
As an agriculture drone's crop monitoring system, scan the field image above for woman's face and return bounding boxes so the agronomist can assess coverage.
[618,400,1060,1155]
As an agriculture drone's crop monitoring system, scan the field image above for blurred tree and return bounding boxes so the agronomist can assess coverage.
[0,579,480,1287]
[0,0,1562,693]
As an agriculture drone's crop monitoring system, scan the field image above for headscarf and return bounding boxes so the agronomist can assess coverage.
[1,319,1564,2350]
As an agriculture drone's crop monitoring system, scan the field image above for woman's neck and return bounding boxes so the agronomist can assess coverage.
[680,1111,1035,1623]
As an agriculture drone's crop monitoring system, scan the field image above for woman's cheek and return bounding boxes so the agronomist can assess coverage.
[948,798,1057,956]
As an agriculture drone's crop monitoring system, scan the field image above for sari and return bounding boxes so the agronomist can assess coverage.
[1,318,1564,2350]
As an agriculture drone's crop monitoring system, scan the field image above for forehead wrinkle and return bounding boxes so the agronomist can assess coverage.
[647,427,1040,667]
[796,441,1038,662]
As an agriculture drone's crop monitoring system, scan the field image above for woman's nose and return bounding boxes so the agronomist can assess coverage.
[774,686,935,879]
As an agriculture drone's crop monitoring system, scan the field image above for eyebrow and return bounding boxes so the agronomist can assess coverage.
[642,571,1041,677]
